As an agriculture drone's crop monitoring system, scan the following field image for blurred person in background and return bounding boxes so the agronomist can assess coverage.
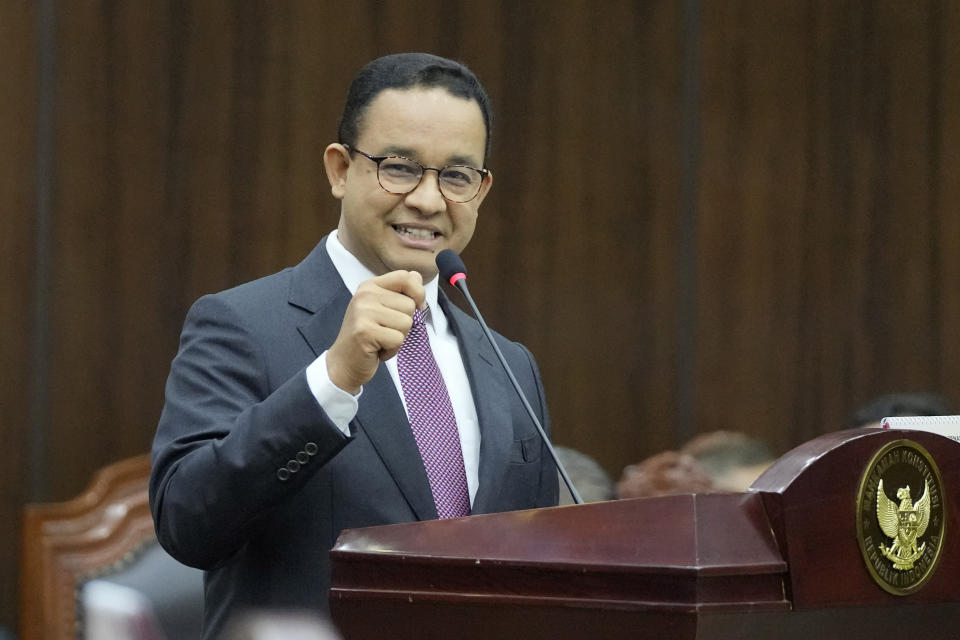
[847,392,954,429]
[555,446,616,505]
[681,430,776,492]
[616,450,715,499]
[617,431,776,498]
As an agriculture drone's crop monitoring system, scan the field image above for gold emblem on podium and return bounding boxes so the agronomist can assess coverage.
[856,440,946,595]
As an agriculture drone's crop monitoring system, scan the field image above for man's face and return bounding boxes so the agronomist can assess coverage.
[325,87,492,280]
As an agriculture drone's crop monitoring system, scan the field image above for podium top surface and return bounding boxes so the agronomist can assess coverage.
[335,492,784,575]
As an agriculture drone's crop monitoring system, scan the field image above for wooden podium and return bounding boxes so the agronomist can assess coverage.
[330,429,960,639]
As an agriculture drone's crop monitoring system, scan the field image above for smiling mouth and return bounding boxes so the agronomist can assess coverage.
[392,224,439,241]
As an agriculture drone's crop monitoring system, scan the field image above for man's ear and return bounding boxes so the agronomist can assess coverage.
[323,144,351,199]
[473,169,494,207]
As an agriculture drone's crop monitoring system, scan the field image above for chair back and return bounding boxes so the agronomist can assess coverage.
[20,455,179,639]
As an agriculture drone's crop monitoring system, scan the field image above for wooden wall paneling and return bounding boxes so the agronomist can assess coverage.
[557,0,685,473]
[797,2,951,428]
[46,2,174,501]
[845,2,945,418]
[793,2,877,442]
[935,3,960,400]
[177,0,244,302]
[696,2,957,452]
[636,0,695,458]
[226,2,321,283]
[579,0,685,465]
[695,2,811,454]
[108,2,179,459]
[523,1,596,450]
[224,1,277,282]
[0,0,36,631]
[47,2,116,497]
[372,2,448,55]
[275,1,346,263]
[456,0,506,102]
[865,3,940,394]
[830,3,888,426]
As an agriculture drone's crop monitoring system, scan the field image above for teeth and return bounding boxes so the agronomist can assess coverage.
[394,225,436,240]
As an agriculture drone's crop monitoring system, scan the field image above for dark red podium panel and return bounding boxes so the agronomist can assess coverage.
[330,429,960,639]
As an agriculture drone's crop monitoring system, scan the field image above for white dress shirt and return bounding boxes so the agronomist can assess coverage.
[305,231,481,505]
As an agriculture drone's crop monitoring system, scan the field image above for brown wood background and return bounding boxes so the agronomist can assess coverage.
[2,0,959,630]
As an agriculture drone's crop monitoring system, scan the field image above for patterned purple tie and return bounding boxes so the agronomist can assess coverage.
[397,307,471,519]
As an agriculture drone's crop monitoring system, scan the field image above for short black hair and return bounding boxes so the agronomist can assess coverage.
[847,392,955,428]
[337,53,493,163]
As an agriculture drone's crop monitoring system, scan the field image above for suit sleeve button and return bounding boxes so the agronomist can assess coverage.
[286,460,301,473]
[276,468,291,481]
[304,442,319,456]
[296,451,310,464]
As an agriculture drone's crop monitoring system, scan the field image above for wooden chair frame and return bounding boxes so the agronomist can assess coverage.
[20,454,157,639]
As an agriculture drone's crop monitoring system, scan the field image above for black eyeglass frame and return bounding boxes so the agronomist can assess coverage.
[344,145,490,203]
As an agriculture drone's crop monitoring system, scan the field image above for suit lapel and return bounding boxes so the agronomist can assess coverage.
[292,239,351,355]
[439,292,513,515]
[292,237,436,521]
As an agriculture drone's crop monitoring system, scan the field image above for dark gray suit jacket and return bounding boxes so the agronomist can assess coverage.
[149,237,557,639]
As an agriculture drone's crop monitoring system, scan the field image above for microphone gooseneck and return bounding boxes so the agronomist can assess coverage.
[435,249,584,505]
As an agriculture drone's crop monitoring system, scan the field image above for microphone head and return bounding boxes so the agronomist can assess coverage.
[436,249,467,287]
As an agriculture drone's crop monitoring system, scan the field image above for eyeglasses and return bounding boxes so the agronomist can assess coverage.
[346,146,489,203]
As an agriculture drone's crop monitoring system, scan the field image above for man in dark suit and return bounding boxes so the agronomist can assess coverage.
[149,53,557,639]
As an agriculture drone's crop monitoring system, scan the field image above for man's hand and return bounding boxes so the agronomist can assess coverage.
[326,270,425,394]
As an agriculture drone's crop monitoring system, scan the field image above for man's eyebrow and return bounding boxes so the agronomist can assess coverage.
[380,145,417,157]
[380,145,482,168]
[446,154,482,167]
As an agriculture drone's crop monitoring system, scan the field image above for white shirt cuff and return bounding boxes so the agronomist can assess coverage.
[305,351,361,436]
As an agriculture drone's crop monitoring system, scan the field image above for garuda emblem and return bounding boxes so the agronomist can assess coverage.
[876,479,930,570]
[857,439,945,595]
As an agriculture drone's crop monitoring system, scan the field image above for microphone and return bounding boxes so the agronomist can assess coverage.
[436,249,584,505]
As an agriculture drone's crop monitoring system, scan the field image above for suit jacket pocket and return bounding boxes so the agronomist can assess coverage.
[510,434,541,464]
